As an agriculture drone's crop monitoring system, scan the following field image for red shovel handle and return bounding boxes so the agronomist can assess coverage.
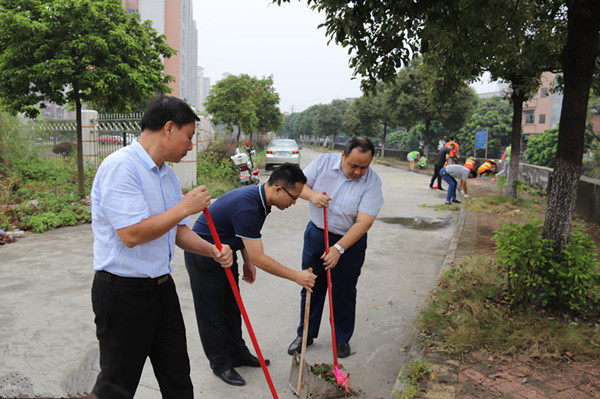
[322,193,339,367]
[202,209,278,399]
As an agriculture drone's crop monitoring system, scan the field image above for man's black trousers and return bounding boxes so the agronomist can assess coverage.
[91,273,193,399]
[184,252,251,374]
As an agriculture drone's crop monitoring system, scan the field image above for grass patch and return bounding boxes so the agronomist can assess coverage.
[463,194,546,216]
[416,255,600,361]
[394,359,434,399]
[0,154,93,232]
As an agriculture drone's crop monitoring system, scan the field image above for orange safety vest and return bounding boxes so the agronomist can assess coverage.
[464,158,476,171]
[445,141,459,157]
[477,160,495,174]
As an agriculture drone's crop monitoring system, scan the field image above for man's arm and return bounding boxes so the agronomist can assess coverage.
[175,225,233,267]
[299,184,331,208]
[322,211,376,270]
[242,238,316,291]
[116,185,210,247]
[461,180,468,195]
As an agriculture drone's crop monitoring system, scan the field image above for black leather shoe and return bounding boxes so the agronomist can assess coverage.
[214,368,245,386]
[438,187,445,191]
[233,353,270,367]
[287,335,313,355]
[337,342,351,358]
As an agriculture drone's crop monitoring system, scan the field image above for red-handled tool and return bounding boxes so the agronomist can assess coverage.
[202,208,278,398]
[323,194,349,391]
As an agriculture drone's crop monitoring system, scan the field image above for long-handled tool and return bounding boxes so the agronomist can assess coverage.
[296,267,313,395]
[323,198,349,391]
[203,208,278,399]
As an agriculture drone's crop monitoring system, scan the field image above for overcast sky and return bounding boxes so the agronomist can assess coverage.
[193,0,498,114]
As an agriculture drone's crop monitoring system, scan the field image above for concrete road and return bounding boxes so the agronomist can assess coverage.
[0,147,458,398]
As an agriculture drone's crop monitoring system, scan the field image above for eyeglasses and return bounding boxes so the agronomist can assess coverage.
[279,185,299,201]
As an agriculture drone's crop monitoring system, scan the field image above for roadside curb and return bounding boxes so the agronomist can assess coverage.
[389,208,466,399]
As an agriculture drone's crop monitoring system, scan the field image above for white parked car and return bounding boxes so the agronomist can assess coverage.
[265,139,301,170]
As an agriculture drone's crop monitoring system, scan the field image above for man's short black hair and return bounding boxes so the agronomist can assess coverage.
[141,95,200,132]
[267,163,307,187]
[343,137,375,157]
[469,169,478,178]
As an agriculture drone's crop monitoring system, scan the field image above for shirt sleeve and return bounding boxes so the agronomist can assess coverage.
[97,159,150,230]
[358,171,384,216]
[232,208,263,240]
[302,154,325,188]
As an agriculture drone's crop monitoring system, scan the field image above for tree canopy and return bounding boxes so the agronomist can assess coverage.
[0,0,175,117]
[385,58,475,153]
[205,74,282,141]
[0,0,176,195]
[458,96,513,159]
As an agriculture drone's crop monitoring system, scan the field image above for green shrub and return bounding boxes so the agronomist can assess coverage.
[196,138,238,197]
[494,219,600,317]
[0,113,28,175]
[0,140,92,232]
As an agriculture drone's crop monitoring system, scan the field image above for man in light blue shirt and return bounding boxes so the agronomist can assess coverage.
[287,137,384,359]
[90,96,233,399]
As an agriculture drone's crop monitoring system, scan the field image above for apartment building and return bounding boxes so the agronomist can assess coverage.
[522,72,563,141]
[122,0,198,107]
[196,66,211,113]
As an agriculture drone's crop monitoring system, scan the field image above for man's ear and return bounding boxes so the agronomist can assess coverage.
[164,121,174,135]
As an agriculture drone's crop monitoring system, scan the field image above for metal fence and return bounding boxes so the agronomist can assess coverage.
[29,113,143,164]
[30,119,77,164]
[96,113,142,159]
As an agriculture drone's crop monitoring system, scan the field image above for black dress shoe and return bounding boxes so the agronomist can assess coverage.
[233,353,270,367]
[337,342,351,358]
[214,368,245,386]
[287,335,314,355]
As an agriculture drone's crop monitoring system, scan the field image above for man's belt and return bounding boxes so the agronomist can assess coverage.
[95,270,170,287]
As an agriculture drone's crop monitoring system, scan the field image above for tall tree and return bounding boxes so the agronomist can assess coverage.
[543,0,600,252]
[344,82,396,156]
[385,58,475,154]
[313,99,350,149]
[422,1,565,197]
[254,76,283,140]
[0,0,175,196]
[458,96,513,158]
[205,74,282,142]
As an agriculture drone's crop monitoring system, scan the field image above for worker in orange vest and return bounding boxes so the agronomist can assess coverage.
[444,137,459,164]
[477,160,497,177]
[463,158,476,171]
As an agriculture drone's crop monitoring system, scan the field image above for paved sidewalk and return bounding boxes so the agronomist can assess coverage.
[0,149,461,398]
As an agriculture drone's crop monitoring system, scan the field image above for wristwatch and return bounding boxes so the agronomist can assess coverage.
[333,243,345,255]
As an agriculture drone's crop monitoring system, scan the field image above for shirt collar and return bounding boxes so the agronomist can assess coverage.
[259,184,271,215]
[132,140,161,173]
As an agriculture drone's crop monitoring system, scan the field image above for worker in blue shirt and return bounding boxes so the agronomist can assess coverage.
[90,96,233,399]
[287,137,384,359]
[184,163,317,387]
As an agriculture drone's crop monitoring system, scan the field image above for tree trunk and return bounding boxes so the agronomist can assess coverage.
[507,89,524,198]
[381,122,388,158]
[543,0,600,253]
[236,126,241,142]
[74,81,85,197]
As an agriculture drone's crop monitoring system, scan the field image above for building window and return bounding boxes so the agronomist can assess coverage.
[525,110,535,124]
[541,88,548,98]
[539,114,546,124]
